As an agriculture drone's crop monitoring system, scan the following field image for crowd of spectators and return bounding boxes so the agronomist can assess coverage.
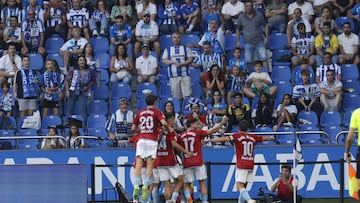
[0,0,359,149]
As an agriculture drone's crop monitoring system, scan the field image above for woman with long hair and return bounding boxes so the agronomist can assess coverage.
[109,43,133,84]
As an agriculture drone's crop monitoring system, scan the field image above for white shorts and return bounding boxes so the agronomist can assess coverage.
[152,167,160,184]
[235,168,253,184]
[169,76,192,100]
[158,164,183,182]
[136,139,158,159]
[183,164,207,183]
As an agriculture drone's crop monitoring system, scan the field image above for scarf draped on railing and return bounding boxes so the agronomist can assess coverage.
[21,69,37,98]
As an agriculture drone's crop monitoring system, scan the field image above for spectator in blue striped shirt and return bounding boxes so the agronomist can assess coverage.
[315,52,342,84]
[1,0,21,28]
[44,0,67,40]
[66,0,90,40]
[89,0,110,37]
[293,69,322,117]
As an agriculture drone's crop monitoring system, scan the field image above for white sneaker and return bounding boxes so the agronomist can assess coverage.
[272,125,278,132]
[247,199,256,203]
[100,30,105,36]
[283,122,293,127]
[92,30,99,37]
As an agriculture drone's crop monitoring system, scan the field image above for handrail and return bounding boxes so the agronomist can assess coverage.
[335,130,352,144]
[0,135,66,142]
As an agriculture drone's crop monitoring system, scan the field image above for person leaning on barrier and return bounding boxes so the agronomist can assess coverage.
[345,107,360,196]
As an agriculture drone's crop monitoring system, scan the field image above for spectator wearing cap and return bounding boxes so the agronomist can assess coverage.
[136,43,158,83]
[43,0,67,40]
[135,0,157,21]
[134,10,160,58]
[105,97,134,144]
[109,15,133,58]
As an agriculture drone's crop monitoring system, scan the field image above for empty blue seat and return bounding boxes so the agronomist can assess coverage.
[42,115,62,129]
[0,130,16,148]
[159,82,171,99]
[159,35,173,50]
[94,84,109,101]
[320,111,342,128]
[343,110,353,128]
[29,53,44,71]
[181,34,200,51]
[276,126,295,145]
[268,32,288,50]
[87,138,109,148]
[343,93,360,112]
[323,125,343,144]
[87,114,107,130]
[90,36,109,53]
[299,125,323,144]
[335,16,355,31]
[88,128,108,138]
[87,100,108,116]
[275,81,293,98]
[341,64,359,80]
[111,83,132,100]
[225,33,238,51]
[17,138,40,150]
[297,110,319,128]
[45,37,64,54]
[192,82,202,98]
[342,79,360,94]
[271,66,291,83]
[189,67,201,82]
[94,53,110,69]
[137,82,158,98]
[99,69,109,85]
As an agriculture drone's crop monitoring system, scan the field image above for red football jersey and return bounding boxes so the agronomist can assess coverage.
[157,131,177,166]
[277,176,294,198]
[178,130,207,168]
[133,107,165,141]
[231,132,263,169]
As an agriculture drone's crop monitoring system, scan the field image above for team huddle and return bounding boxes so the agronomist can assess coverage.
[130,94,275,203]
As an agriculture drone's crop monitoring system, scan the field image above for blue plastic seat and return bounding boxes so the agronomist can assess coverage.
[87,114,107,130]
[276,126,295,145]
[343,110,353,128]
[268,32,288,50]
[0,130,16,148]
[342,79,360,94]
[192,82,202,98]
[99,69,109,85]
[320,111,342,128]
[29,53,44,71]
[299,125,323,144]
[159,35,173,50]
[46,53,64,67]
[271,66,291,83]
[87,100,108,116]
[159,97,181,114]
[17,138,40,150]
[137,97,147,111]
[45,37,64,54]
[341,64,359,80]
[181,34,200,51]
[110,100,120,113]
[94,53,110,69]
[274,80,293,98]
[90,36,109,53]
[42,115,62,129]
[111,83,132,100]
[272,49,291,67]
[93,84,109,101]
[87,138,109,148]
[189,67,201,82]
[225,33,238,51]
[87,128,108,138]
[323,125,343,144]
[137,82,158,98]
[159,82,171,99]
[335,16,355,32]
[343,93,360,112]
[297,110,319,128]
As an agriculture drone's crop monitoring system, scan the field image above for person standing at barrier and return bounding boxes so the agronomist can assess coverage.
[131,94,168,202]
[270,164,302,203]
[177,115,228,203]
[204,120,275,203]
[345,107,360,196]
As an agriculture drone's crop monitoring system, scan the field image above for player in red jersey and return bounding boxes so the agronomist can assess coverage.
[205,120,275,203]
[157,112,193,203]
[131,94,168,202]
[178,115,229,203]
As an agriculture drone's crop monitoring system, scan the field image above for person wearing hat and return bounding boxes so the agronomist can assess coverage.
[105,98,134,144]
[136,43,158,83]
[134,10,161,58]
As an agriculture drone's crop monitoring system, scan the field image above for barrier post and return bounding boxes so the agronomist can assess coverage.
[340,159,344,203]
[206,161,212,202]
[91,163,95,203]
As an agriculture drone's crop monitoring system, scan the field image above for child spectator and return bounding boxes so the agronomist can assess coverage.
[226,65,246,105]
[226,47,246,77]
[252,92,274,128]
[0,82,14,116]
[41,126,65,149]
[243,60,277,99]
[273,93,298,132]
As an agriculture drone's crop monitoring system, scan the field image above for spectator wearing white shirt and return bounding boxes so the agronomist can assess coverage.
[135,0,157,21]
[319,69,343,112]
[0,42,21,86]
[221,0,244,33]
[288,0,315,22]
[136,43,158,83]
[338,22,360,65]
